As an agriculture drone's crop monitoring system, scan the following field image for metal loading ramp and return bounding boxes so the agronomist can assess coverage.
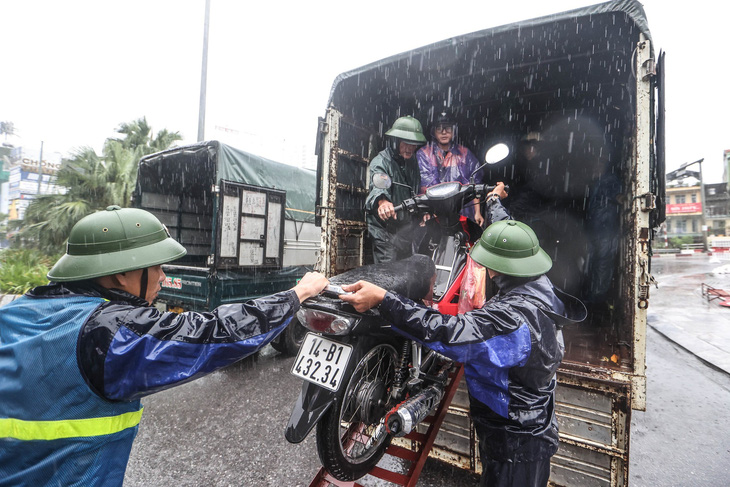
[308,364,466,487]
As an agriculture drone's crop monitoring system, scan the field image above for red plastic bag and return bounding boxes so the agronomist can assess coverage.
[458,255,486,314]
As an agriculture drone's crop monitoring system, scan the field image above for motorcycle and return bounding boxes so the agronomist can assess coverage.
[285,144,510,481]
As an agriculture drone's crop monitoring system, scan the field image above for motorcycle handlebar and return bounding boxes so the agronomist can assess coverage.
[393,184,508,213]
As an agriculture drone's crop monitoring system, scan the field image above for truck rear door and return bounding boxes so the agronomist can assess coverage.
[316,109,376,276]
[217,179,286,269]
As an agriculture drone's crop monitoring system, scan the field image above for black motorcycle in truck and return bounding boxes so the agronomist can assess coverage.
[285,147,509,481]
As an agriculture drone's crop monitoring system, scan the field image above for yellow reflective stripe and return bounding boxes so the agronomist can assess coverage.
[0,408,143,441]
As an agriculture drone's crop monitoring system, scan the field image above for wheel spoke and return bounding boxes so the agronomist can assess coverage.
[341,422,370,456]
[336,344,397,463]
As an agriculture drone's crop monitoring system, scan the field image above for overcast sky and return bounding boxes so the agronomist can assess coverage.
[2,0,729,182]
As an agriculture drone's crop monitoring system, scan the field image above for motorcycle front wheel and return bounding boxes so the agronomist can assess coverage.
[315,343,399,481]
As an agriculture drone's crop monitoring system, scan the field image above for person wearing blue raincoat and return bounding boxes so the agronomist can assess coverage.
[0,206,328,486]
[340,197,586,487]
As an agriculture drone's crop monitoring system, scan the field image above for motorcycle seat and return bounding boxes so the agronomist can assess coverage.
[329,254,436,302]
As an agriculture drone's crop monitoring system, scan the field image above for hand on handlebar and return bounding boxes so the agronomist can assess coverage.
[377,199,397,221]
[487,182,508,200]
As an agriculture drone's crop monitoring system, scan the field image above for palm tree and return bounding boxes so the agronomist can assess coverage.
[15,118,181,254]
[16,147,108,254]
[102,139,139,206]
[0,121,16,141]
[113,118,153,151]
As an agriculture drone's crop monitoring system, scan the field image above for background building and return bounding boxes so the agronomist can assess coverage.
[665,180,704,242]
[2,146,63,225]
[704,182,730,237]
[663,151,730,250]
[0,145,10,213]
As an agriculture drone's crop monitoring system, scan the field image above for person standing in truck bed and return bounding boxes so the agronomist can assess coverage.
[417,110,485,227]
[365,115,428,263]
[0,205,328,486]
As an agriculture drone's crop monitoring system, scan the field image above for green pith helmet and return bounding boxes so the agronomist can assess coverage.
[385,116,427,145]
[469,220,552,277]
[47,205,187,282]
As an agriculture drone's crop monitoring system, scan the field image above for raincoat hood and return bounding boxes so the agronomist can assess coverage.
[492,274,587,327]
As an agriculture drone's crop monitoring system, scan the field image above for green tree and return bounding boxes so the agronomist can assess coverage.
[0,121,16,141]
[15,117,181,254]
[0,212,7,244]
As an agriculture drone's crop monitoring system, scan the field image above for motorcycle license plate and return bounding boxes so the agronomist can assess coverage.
[291,333,352,392]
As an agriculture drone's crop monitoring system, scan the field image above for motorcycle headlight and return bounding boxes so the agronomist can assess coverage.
[425,181,460,199]
[296,308,357,335]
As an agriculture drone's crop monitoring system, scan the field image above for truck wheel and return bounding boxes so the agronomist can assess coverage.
[271,316,307,355]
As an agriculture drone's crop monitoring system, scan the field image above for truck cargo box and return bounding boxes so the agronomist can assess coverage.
[133,141,320,353]
[313,0,664,484]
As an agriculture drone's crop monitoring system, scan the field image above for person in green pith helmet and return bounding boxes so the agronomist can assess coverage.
[340,194,586,487]
[0,205,328,486]
[365,115,428,263]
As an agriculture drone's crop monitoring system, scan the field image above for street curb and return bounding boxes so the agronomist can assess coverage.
[652,251,712,257]
[648,321,730,377]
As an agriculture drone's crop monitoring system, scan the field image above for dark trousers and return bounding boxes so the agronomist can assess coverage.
[480,458,551,487]
[370,221,426,264]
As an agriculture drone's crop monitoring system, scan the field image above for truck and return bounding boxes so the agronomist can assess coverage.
[312,0,664,485]
[132,140,320,354]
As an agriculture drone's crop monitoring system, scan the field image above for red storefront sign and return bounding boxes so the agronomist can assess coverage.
[666,202,702,214]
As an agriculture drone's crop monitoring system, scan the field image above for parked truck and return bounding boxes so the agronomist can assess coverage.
[311,0,664,485]
[133,141,320,354]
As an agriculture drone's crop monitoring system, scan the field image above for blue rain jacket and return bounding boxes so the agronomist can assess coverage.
[0,281,298,486]
[378,274,585,462]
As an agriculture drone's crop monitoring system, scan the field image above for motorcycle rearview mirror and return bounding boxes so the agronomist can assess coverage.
[372,173,392,190]
[372,172,416,197]
[485,143,510,165]
[469,143,511,183]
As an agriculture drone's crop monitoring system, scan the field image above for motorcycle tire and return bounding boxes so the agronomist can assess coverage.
[270,316,307,356]
[315,343,399,481]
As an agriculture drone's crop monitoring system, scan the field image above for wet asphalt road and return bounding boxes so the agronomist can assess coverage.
[124,347,480,486]
[125,255,730,486]
[629,327,730,486]
[629,255,730,487]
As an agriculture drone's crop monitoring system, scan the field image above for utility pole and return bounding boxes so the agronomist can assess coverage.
[37,141,43,195]
[698,159,708,251]
[197,0,211,142]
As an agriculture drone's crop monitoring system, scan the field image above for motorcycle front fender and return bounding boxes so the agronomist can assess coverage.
[285,380,337,443]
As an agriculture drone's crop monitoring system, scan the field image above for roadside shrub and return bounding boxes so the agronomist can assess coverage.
[668,236,694,249]
[0,248,56,294]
